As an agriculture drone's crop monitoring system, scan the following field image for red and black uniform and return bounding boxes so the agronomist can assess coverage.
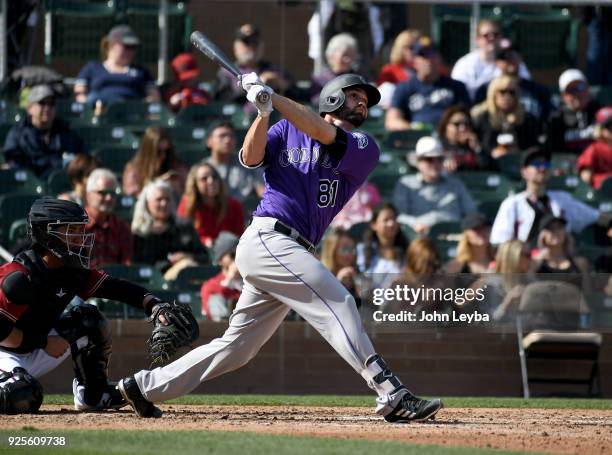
[0,248,154,354]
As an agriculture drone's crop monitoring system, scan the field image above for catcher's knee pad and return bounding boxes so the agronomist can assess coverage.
[361,354,404,399]
[55,304,112,406]
[0,367,43,414]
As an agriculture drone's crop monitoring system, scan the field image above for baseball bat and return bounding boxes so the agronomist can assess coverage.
[190,31,271,104]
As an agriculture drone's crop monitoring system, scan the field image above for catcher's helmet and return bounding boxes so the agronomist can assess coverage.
[318,73,381,116]
[27,197,94,269]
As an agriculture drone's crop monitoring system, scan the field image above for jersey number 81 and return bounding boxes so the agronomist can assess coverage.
[318,179,339,208]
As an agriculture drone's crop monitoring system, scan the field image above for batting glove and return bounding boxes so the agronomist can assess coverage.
[247,85,274,117]
[239,72,264,92]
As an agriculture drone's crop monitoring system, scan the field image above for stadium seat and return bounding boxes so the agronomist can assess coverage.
[0,169,44,196]
[455,171,515,201]
[0,99,25,124]
[516,281,601,398]
[477,199,503,221]
[347,221,369,242]
[92,146,137,175]
[167,126,207,146]
[73,125,139,151]
[98,101,174,129]
[0,194,40,246]
[590,85,612,105]
[495,153,522,181]
[46,169,72,196]
[434,239,458,262]
[174,265,222,291]
[428,221,462,241]
[368,171,401,200]
[376,153,409,175]
[175,103,242,126]
[8,218,28,249]
[361,106,386,138]
[150,289,203,320]
[550,153,577,175]
[0,123,14,145]
[102,263,168,290]
[115,194,137,222]
[55,99,93,125]
[399,223,418,242]
[598,176,612,199]
[383,129,432,151]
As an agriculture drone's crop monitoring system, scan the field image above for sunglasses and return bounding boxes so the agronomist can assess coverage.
[565,81,587,95]
[529,159,551,169]
[38,99,56,107]
[450,120,470,127]
[497,88,516,96]
[96,189,117,197]
[421,156,444,163]
[338,246,356,255]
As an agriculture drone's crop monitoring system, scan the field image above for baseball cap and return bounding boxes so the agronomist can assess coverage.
[235,23,260,46]
[521,147,549,168]
[171,53,200,82]
[27,84,55,105]
[461,212,489,231]
[415,136,444,159]
[412,36,438,58]
[108,24,140,46]
[539,214,567,232]
[212,231,239,265]
[495,40,519,61]
[595,106,612,128]
[558,69,586,93]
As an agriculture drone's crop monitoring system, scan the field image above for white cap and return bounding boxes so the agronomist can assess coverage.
[415,136,444,159]
[558,69,587,93]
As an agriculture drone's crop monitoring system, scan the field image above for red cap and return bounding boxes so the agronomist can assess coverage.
[595,106,612,127]
[171,53,200,82]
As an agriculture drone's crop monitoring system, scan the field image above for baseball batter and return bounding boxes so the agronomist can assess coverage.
[118,73,443,422]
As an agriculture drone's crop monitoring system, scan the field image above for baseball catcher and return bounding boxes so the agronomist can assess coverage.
[117,73,442,423]
[0,197,197,414]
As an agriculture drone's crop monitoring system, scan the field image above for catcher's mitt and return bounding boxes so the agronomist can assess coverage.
[147,301,199,365]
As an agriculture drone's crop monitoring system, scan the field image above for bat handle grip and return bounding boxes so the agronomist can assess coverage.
[256,90,271,105]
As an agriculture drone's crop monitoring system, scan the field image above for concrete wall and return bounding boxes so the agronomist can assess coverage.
[39,320,612,398]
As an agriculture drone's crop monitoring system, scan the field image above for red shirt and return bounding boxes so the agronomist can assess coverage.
[200,271,241,318]
[576,140,612,189]
[86,210,133,268]
[177,196,244,248]
[377,63,411,85]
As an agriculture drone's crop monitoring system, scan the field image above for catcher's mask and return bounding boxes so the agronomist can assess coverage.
[27,197,94,269]
[318,73,381,117]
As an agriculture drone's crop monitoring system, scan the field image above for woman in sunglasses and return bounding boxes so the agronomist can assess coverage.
[471,75,540,160]
[437,105,485,171]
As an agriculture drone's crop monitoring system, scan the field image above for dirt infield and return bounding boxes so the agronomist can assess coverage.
[1,405,611,454]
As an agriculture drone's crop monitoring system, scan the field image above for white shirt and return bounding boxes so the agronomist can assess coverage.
[490,190,599,245]
[451,50,531,100]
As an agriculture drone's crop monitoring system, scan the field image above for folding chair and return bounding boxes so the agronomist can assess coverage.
[516,281,602,398]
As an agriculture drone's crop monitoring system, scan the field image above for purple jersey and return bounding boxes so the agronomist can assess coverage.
[251,119,380,244]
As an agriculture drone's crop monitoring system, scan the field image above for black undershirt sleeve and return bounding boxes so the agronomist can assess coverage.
[325,127,348,161]
[92,276,157,315]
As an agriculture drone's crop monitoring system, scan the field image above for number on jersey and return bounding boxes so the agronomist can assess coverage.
[317,179,339,208]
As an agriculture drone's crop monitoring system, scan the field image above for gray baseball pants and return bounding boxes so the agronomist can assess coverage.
[134,217,384,402]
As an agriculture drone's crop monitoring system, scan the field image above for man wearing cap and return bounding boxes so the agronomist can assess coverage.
[165,53,211,113]
[451,19,530,101]
[200,232,242,321]
[490,147,600,246]
[74,25,160,108]
[203,120,264,203]
[545,69,601,155]
[577,106,612,188]
[213,23,294,104]
[392,136,477,234]
[3,84,86,179]
[385,36,470,131]
[473,43,552,124]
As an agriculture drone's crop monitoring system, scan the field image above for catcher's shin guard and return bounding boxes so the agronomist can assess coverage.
[118,376,162,418]
[55,304,113,408]
[0,367,43,414]
[362,354,442,422]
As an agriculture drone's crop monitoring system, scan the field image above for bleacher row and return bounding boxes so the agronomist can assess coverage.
[1,92,611,319]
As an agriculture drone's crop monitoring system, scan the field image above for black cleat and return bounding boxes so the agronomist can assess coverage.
[117,376,162,418]
[384,390,443,423]
[74,381,128,411]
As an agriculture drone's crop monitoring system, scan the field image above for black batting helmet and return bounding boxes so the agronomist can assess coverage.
[28,197,94,269]
[318,73,381,116]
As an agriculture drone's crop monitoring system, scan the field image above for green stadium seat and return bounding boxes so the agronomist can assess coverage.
[0,99,26,124]
[73,125,139,151]
[102,263,168,290]
[368,171,401,200]
[383,129,432,151]
[455,171,515,201]
[428,221,462,241]
[175,103,242,126]
[175,144,208,167]
[167,126,207,145]
[8,218,28,249]
[0,123,13,146]
[99,101,174,129]
[115,194,137,222]
[347,221,369,242]
[173,265,221,291]
[361,106,386,138]
[46,169,72,196]
[55,99,93,126]
[598,176,612,199]
[550,153,577,175]
[0,194,40,246]
[591,86,612,105]
[435,239,459,262]
[547,174,585,192]
[399,223,418,242]
[150,289,203,320]
[477,199,503,221]
[376,153,409,175]
[495,153,522,180]
[92,146,136,175]
[0,169,44,196]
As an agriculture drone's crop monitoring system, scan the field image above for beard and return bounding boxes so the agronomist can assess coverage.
[333,104,366,128]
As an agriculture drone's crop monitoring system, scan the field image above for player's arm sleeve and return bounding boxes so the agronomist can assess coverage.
[239,119,287,169]
[83,271,157,315]
[333,130,380,184]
